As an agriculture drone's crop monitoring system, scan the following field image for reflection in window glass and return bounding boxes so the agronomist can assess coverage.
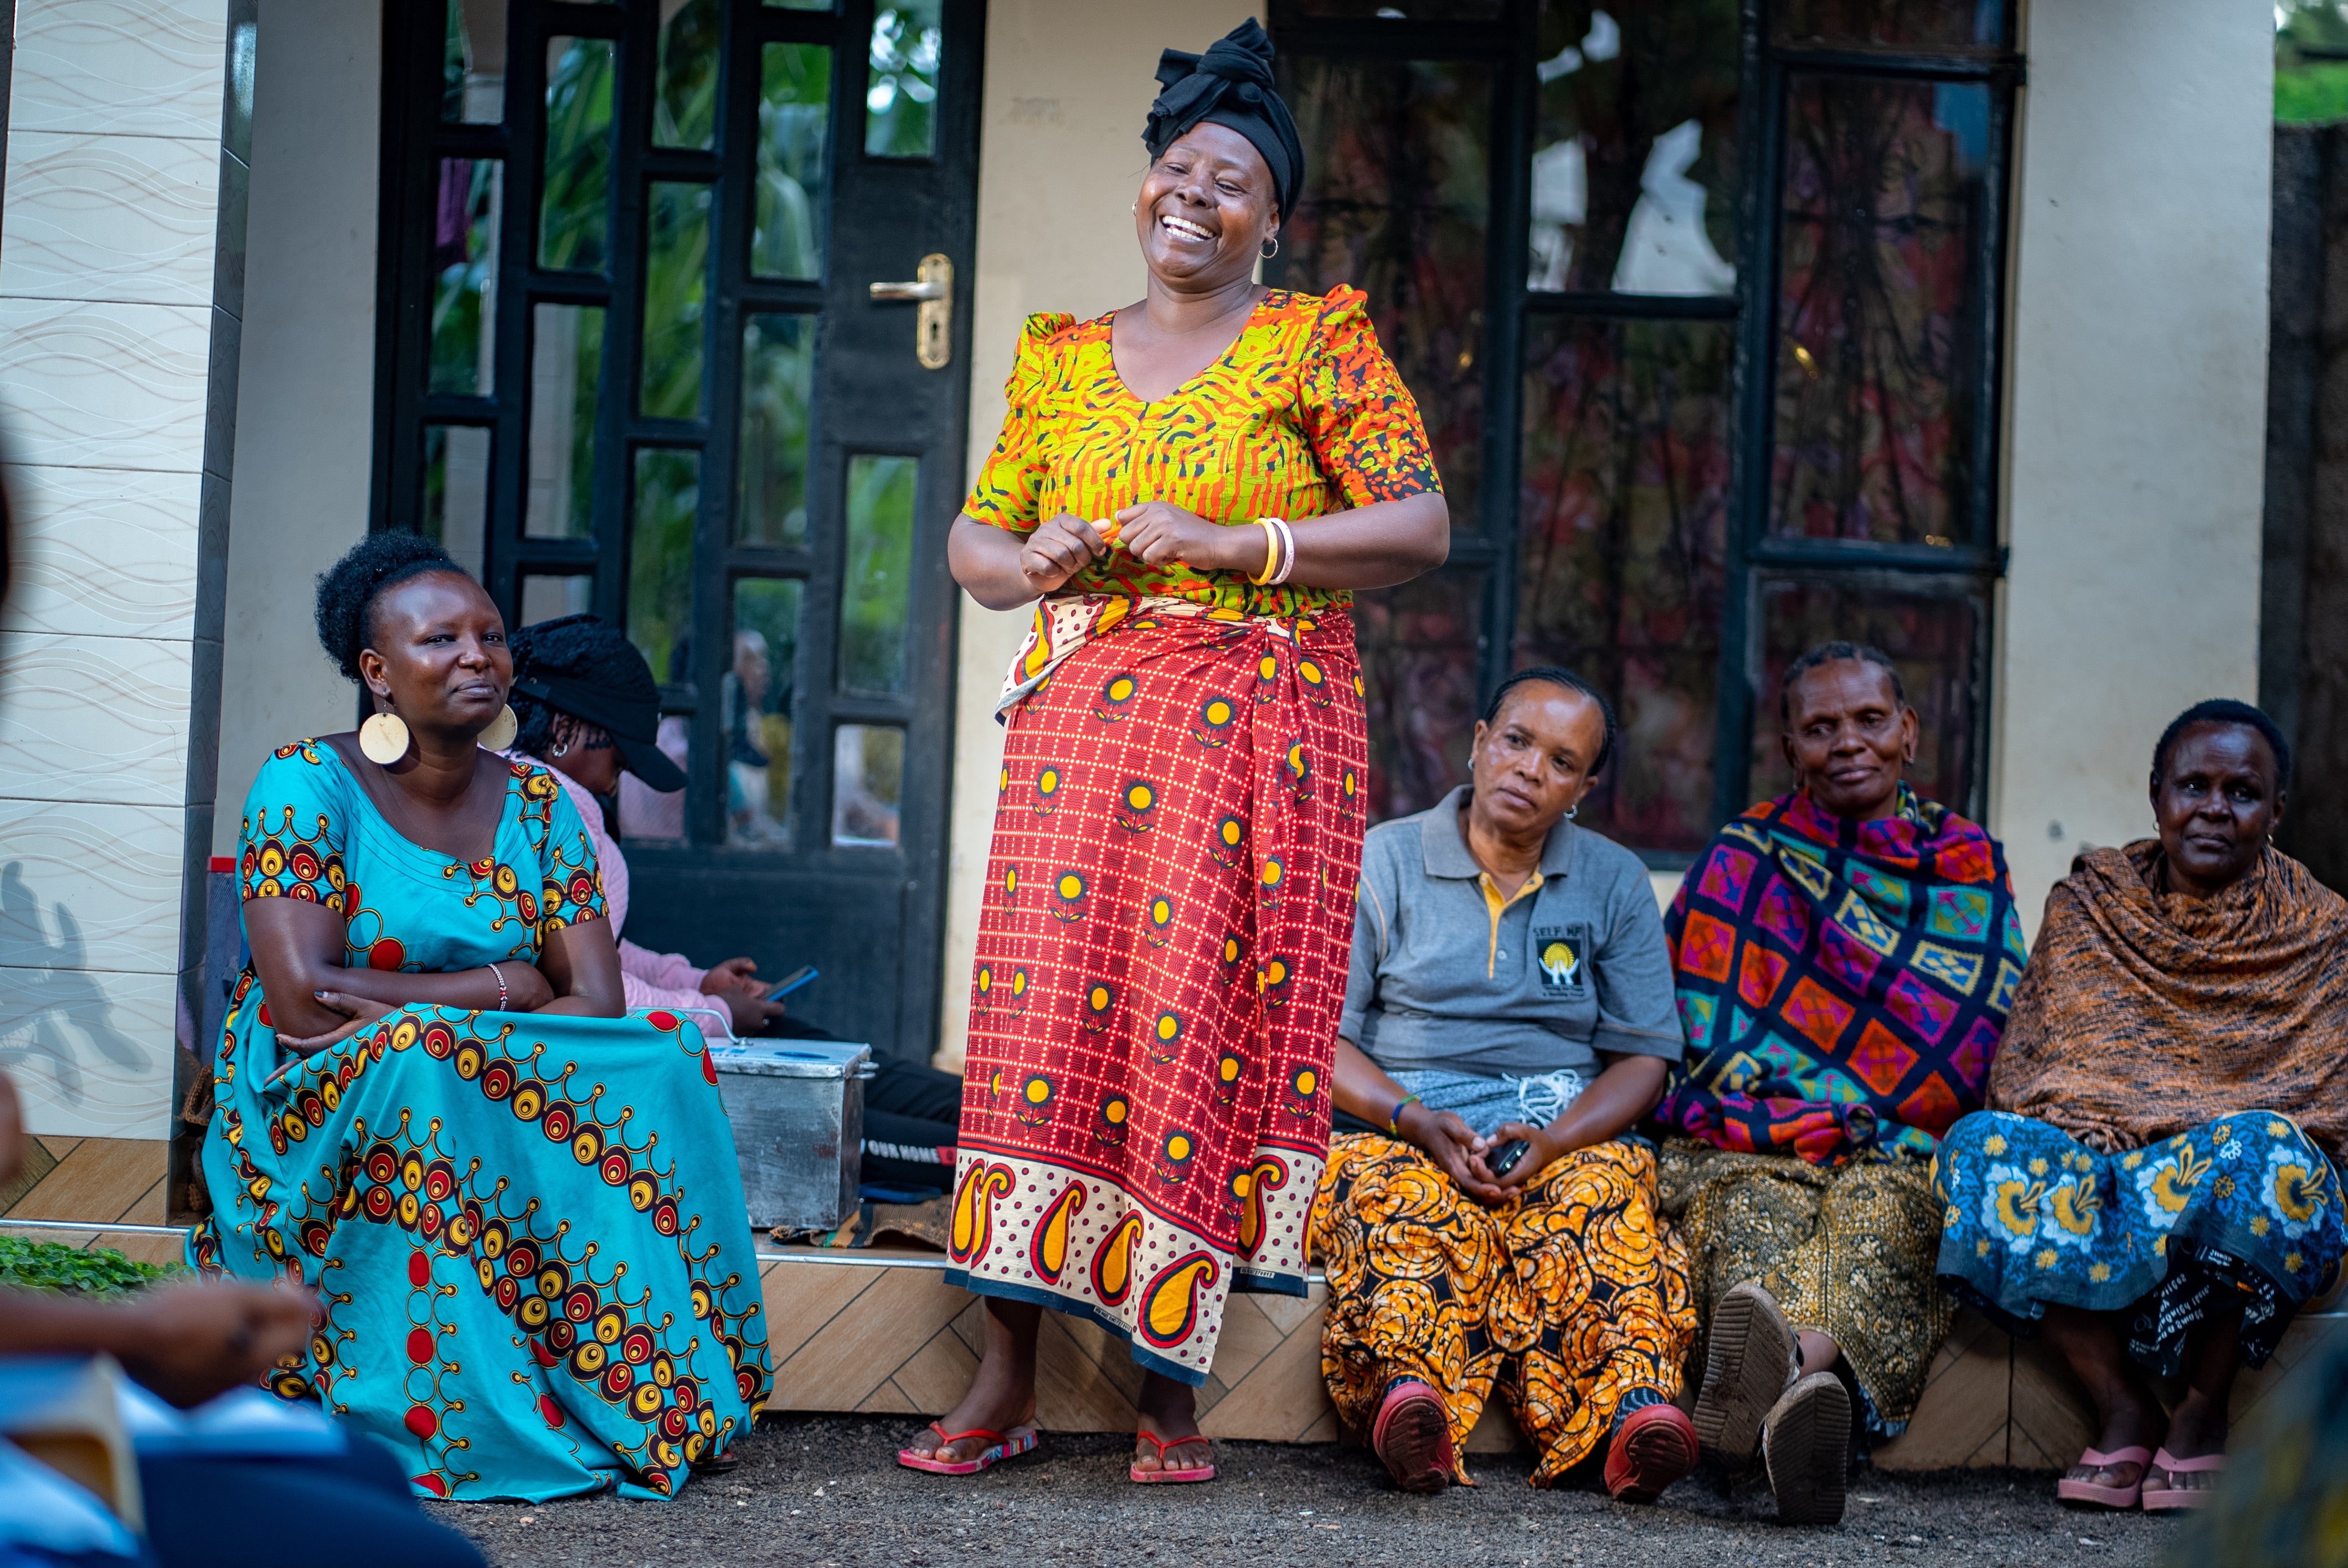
[1355,569,1484,822]
[616,716,690,844]
[1515,318,1732,853]
[1747,579,1980,813]
[540,37,613,271]
[866,2,941,157]
[423,425,492,579]
[728,579,804,847]
[1771,76,1986,545]
[628,449,700,692]
[430,160,501,395]
[1774,0,2005,49]
[832,725,904,847]
[1282,58,1490,529]
[440,0,506,124]
[655,0,720,149]
[738,314,814,546]
[643,183,711,420]
[765,0,831,8]
[525,303,603,538]
[755,44,831,279]
[519,574,593,628]
[1528,1,1738,295]
[1288,0,1503,13]
[841,456,916,693]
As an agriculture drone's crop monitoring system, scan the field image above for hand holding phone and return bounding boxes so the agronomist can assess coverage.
[1487,1138,1532,1179]
[765,964,818,1002]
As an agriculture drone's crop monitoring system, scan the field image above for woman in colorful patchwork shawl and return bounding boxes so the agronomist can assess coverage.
[897,20,1448,1484]
[1651,642,2021,1526]
[1937,699,2348,1514]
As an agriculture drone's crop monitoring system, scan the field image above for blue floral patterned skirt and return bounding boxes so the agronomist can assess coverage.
[1933,1108,2345,1373]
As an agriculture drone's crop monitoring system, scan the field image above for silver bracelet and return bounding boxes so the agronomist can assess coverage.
[1266,517,1297,586]
[485,961,508,1010]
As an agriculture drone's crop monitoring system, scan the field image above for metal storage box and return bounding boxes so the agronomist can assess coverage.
[708,1039,875,1231]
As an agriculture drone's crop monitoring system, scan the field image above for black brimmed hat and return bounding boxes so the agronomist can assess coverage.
[507,614,687,793]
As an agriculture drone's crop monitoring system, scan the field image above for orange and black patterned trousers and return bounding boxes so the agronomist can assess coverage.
[1309,1133,1695,1486]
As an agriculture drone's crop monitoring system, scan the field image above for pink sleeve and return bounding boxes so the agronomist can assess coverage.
[620,937,706,994]
[622,967,714,1014]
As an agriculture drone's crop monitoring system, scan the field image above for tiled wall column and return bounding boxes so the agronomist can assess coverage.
[0,0,253,1138]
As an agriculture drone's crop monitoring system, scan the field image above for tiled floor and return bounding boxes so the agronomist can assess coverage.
[0,1133,179,1262]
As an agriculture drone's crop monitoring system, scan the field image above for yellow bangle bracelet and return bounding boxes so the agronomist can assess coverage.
[1249,518,1280,585]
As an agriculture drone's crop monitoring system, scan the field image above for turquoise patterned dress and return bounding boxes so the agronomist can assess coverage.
[192,741,773,1502]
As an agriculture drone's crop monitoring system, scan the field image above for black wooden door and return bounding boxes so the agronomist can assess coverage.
[374,0,986,1062]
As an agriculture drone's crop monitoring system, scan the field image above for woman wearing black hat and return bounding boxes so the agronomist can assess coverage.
[904,20,1446,1483]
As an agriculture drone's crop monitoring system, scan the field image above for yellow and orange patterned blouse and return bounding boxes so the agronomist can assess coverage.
[963,285,1441,618]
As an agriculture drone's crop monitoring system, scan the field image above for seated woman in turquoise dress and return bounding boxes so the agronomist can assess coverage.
[1936,700,2348,1513]
[190,533,772,1503]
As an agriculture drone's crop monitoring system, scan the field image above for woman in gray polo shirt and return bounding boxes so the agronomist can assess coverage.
[1308,669,1695,1502]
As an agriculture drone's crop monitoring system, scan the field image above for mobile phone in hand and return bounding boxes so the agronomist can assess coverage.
[765,964,818,1002]
[1487,1138,1531,1179]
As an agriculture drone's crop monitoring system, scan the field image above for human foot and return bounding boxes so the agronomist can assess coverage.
[1603,1401,1697,1504]
[1691,1281,1800,1463]
[1132,1372,1213,1481]
[1761,1371,1850,1526]
[2142,1391,2228,1510]
[1371,1378,1454,1493]
[2056,1399,2160,1508]
[900,1331,1038,1467]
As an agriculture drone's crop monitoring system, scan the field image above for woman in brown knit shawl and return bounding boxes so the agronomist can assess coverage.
[1935,700,2348,1514]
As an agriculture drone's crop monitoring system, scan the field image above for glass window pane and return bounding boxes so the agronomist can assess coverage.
[655,0,720,150]
[441,0,506,124]
[729,579,804,847]
[766,0,831,8]
[1282,58,1490,530]
[1354,568,1485,822]
[519,574,593,628]
[1774,0,2007,49]
[628,448,700,689]
[755,43,831,280]
[430,158,500,396]
[738,314,813,545]
[866,2,941,158]
[1770,76,1987,545]
[841,455,915,694]
[526,303,603,538]
[1529,1,1738,295]
[1287,0,1504,16]
[422,425,491,579]
[1514,318,1732,853]
[643,182,711,420]
[1746,578,1981,813]
[539,37,614,271]
[616,716,690,844]
[832,725,903,847]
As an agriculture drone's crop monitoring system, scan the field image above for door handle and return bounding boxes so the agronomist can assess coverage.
[868,252,952,370]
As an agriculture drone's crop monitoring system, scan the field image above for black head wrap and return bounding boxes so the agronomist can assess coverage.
[1142,19,1303,221]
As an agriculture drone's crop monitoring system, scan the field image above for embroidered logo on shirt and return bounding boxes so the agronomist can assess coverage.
[1533,925,1590,996]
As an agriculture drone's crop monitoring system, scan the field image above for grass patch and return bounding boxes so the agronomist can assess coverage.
[0,1235,184,1298]
[2280,61,2348,124]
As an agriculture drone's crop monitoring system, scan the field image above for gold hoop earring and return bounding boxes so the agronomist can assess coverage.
[1260,235,1280,259]
[478,704,518,751]
[358,710,410,765]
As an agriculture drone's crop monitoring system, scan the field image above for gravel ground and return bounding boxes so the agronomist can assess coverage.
[428,1413,2182,1568]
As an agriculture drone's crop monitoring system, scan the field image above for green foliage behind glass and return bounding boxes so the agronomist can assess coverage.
[2280,2,2348,123]
[0,1237,183,1299]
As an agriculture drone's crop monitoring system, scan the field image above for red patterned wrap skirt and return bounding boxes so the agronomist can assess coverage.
[948,595,1367,1384]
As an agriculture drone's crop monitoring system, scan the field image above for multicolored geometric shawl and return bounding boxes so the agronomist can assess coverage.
[1987,842,2348,1163]
[1654,788,2023,1165]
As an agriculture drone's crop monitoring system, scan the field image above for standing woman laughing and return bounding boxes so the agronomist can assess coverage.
[901,19,1446,1483]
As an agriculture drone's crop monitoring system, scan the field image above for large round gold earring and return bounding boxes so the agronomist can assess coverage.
[478,704,518,751]
[358,710,410,765]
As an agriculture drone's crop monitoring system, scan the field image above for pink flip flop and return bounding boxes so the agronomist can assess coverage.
[2056,1445,2153,1509]
[2141,1447,2225,1512]
[896,1421,1041,1475]
[1129,1428,1217,1484]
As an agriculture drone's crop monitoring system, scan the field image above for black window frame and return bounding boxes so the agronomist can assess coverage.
[1269,0,2021,861]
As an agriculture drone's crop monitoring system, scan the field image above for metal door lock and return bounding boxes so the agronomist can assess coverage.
[869,253,952,370]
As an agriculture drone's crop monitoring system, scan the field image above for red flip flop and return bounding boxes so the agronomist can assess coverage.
[2141,1447,2225,1512]
[1129,1429,1217,1484]
[896,1421,1041,1475]
[2056,1445,2151,1510]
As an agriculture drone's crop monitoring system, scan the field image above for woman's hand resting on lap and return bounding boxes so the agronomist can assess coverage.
[1396,1102,1510,1206]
